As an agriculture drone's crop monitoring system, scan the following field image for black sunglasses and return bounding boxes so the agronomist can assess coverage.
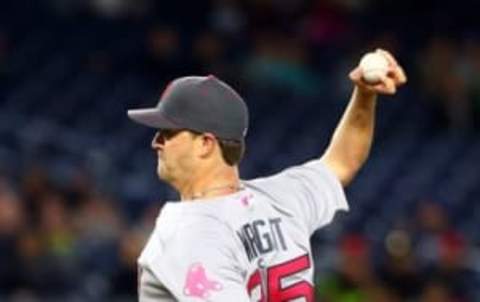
[153,129,183,144]
[153,129,208,145]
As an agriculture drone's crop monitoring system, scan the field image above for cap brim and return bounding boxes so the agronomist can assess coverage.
[127,108,180,129]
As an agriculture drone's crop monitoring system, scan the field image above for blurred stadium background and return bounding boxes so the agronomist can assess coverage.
[1,0,480,301]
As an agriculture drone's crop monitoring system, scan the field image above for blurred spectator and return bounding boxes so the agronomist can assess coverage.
[20,166,53,224]
[110,229,145,299]
[27,193,78,297]
[109,203,157,299]
[418,37,473,131]
[303,0,354,47]
[0,180,25,296]
[209,0,247,36]
[316,234,378,302]
[75,195,124,273]
[144,26,184,81]
[0,180,24,236]
[425,231,477,301]
[363,285,401,302]
[414,200,450,268]
[15,229,43,296]
[192,31,229,77]
[39,193,75,258]
[419,281,454,302]
[459,37,480,128]
[379,229,425,300]
[243,29,322,96]
[135,202,162,236]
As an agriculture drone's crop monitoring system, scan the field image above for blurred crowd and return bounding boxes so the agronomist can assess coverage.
[316,200,480,302]
[30,0,480,133]
[1,0,480,301]
[0,168,153,301]
[132,0,480,132]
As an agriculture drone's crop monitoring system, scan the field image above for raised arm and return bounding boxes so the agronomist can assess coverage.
[320,49,407,186]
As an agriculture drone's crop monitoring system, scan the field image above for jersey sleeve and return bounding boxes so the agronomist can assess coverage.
[247,159,348,234]
[146,220,251,302]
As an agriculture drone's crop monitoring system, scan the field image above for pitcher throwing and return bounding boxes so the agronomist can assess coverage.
[128,49,406,301]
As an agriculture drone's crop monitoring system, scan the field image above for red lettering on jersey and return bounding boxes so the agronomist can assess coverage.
[246,254,314,302]
[247,270,265,302]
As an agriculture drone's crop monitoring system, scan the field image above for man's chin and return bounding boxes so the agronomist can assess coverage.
[157,169,172,183]
[157,170,166,180]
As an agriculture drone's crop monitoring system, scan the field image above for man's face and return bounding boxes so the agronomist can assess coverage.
[151,129,197,184]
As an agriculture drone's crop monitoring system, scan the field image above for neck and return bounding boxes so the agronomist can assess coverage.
[178,166,241,201]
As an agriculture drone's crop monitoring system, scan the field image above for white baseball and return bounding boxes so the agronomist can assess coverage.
[359,52,389,84]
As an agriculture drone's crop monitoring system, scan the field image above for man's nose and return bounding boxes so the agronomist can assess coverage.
[151,132,164,150]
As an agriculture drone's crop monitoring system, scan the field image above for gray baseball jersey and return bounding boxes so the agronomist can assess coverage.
[138,159,348,301]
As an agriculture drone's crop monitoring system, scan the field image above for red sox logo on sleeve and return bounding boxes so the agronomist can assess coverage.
[184,263,223,299]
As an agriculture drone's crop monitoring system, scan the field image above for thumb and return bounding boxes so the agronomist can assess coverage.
[349,67,363,82]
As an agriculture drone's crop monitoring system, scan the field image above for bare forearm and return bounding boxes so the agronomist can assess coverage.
[321,87,377,186]
[319,49,406,186]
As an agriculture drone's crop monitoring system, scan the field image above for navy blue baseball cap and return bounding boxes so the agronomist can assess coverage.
[128,75,249,141]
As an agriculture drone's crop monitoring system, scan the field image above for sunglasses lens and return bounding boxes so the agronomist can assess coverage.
[162,130,178,139]
[155,129,180,143]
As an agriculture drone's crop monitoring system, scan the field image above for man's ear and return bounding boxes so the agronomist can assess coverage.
[196,133,217,159]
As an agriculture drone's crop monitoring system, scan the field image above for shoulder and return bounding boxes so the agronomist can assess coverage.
[243,159,335,203]
[246,159,338,188]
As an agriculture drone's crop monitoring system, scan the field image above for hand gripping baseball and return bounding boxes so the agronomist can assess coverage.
[349,48,407,95]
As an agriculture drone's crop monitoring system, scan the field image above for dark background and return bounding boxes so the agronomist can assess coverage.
[0,0,479,301]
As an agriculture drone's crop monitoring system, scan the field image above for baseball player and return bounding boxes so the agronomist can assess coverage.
[128,49,406,301]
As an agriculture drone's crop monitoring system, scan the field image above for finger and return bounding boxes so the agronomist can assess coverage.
[375,76,396,94]
[351,65,399,95]
[349,67,363,82]
[395,65,407,84]
[386,65,407,86]
[376,49,407,85]
[376,49,398,67]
